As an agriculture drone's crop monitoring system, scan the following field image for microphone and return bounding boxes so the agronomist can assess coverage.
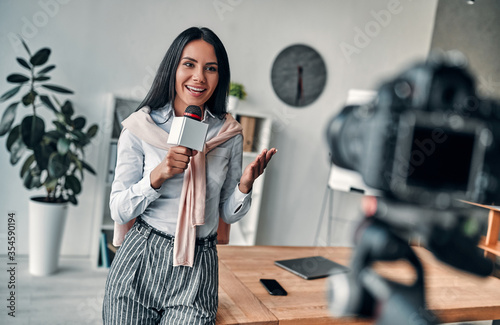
[184,105,202,121]
[167,105,209,151]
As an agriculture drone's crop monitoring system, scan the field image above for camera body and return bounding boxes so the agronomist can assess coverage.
[327,57,500,208]
[326,55,497,324]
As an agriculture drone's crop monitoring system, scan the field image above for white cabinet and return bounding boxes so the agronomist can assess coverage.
[91,95,141,268]
[91,96,273,267]
[229,110,273,245]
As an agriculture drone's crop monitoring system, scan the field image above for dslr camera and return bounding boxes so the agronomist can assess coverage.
[325,54,499,324]
[327,54,500,208]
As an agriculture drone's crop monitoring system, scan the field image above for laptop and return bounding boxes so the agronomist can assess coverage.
[275,256,349,280]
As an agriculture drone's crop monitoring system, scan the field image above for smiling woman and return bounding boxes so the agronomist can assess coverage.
[136,27,231,119]
[102,26,276,325]
[174,39,220,117]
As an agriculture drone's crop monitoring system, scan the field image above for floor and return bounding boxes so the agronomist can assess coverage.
[0,256,495,325]
[0,256,107,325]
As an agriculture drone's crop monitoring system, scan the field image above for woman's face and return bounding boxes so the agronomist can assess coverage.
[173,39,219,115]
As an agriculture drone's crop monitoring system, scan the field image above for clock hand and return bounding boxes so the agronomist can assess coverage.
[296,65,304,106]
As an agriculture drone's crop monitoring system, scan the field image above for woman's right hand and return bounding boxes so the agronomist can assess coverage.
[150,146,198,189]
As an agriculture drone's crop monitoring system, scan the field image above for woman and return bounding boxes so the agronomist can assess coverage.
[102,27,276,324]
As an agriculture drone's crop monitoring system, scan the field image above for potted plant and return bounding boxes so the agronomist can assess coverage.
[227,81,247,112]
[0,40,98,276]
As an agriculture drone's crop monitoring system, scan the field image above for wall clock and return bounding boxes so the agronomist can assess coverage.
[271,44,327,108]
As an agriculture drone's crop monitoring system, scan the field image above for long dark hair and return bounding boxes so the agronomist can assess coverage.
[138,27,230,118]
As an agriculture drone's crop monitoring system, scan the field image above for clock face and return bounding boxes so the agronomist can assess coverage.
[271,44,327,108]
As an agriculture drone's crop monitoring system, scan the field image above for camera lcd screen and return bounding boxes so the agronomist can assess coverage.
[406,126,475,191]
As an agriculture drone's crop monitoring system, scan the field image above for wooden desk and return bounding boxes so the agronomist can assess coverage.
[216,246,500,324]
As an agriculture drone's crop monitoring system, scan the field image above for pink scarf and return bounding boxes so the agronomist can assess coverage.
[112,106,243,266]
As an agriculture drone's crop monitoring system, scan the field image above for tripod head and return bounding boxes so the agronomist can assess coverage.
[327,197,493,325]
[373,198,493,276]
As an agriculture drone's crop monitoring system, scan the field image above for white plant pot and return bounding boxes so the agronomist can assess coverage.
[29,197,68,276]
[227,95,239,112]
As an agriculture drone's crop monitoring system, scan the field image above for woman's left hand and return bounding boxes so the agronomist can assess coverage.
[239,148,278,194]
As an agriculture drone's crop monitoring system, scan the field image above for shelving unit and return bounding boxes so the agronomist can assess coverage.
[230,109,273,246]
[91,96,273,268]
[91,95,141,268]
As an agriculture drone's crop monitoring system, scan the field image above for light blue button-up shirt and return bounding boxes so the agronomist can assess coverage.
[109,104,252,238]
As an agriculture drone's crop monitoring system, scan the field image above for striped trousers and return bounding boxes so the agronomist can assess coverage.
[102,220,219,325]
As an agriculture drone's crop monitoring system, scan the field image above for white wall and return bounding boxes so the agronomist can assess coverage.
[431,0,500,99]
[0,0,438,256]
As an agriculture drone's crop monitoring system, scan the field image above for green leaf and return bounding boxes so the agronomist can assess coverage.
[0,102,19,136]
[23,169,34,188]
[68,194,77,205]
[81,160,96,175]
[23,167,42,189]
[41,84,74,94]
[6,125,21,152]
[33,178,43,189]
[61,100,74,117]
[20,154,36,178]
[20,38,31,56]
[10,137,26,165]
[37,65,55,75]
[0,86,22,102]
[76,161,84,178]
[53,121,67,132]
[16,57,31,70]
[87,124,98,138]
[65,175,81,195]
[48,152,70,178]
[64,114,72,126]
[57,138,70,155]
[229,82,247,99]
[21,115,45,148]
[32,167,42,188]
[7,73,29,83]
[34,76,50,82]
[43,130,61,143]
[22,90,37,106]
[34,143,53,170]
[73,117,86,130]
[52,96,61,106]
[77,138,90,148]
[71,129,90,146]
[44,177,58,192]
[39,95,57,113]
[72,129,85,138]
[30,48,51,66]
[68,152,83,176]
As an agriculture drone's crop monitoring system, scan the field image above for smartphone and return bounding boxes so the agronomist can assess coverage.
[260,279,287,296]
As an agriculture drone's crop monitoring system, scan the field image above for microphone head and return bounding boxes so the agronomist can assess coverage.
[184,105,202,121]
